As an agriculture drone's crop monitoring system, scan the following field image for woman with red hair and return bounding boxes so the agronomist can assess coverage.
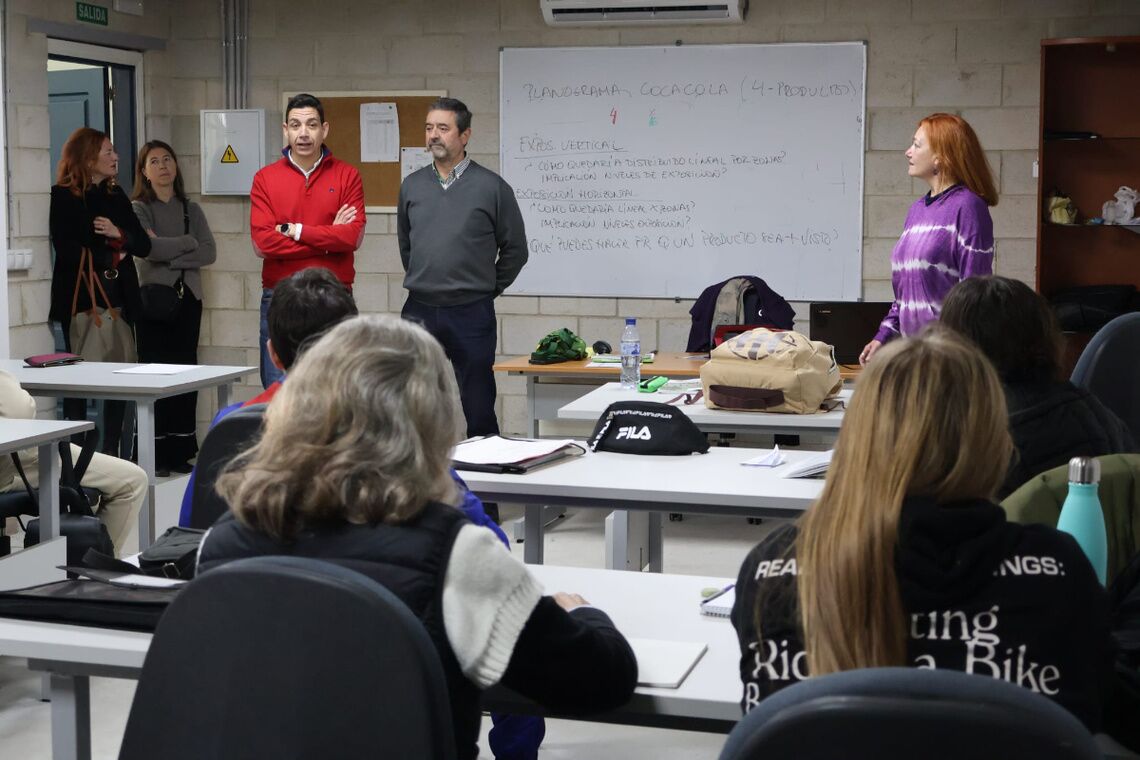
[859,113,997,365]
[50,127,150,455]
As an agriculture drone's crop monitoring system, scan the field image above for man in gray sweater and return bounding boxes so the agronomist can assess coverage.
[398,97,528,438]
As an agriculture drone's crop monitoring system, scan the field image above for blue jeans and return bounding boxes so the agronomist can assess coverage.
[259,289,286,390]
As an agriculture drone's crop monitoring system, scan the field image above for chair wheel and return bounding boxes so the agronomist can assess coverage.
[669,513,683,522]
[747,517,763,525]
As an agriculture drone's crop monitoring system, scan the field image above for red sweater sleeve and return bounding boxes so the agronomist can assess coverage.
[297,167,366,253]
[249,169,326,261]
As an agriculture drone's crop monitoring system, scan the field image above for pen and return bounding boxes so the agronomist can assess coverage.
[700,583,734,603]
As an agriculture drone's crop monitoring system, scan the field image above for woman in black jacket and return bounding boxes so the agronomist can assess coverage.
[197,315,637,760]
[732,330,1115,733]
[940,275,1135,496]
[50,127,150,456]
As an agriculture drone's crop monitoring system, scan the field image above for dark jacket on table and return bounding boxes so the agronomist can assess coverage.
[50,181,151,323]
[1002,378,1137,498]
[731,497,1114,732]
[197,501,637,760]
[686,275,795,352]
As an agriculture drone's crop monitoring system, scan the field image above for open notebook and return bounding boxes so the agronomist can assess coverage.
[699,587,735,618]
[780,449,833,479]
[628,638,708,689]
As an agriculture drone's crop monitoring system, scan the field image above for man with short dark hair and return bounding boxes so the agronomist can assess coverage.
[398,97,528,438]
[250,93,365,389]
[177,267,357,526]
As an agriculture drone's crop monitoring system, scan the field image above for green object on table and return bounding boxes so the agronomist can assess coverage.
[529,328,588,364]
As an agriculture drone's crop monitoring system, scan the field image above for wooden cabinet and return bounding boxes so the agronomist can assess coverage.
[1037,37,1140,297]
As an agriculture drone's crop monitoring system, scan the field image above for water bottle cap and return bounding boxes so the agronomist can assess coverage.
[625,318,636,325]
[1068,456,1101,485]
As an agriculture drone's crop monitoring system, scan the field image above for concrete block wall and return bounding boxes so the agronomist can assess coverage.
[5,2,172,359]
[6,0,1140,436]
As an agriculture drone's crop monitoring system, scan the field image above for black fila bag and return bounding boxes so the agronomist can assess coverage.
[588,401,710,456]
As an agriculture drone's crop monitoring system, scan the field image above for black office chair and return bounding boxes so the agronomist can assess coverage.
[718,667,1100,760]
[118,555,456,760]
[1071,312,1140,442]
[187,403,267,529]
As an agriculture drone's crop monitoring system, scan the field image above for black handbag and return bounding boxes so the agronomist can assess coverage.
[138,200,190,322]
[82,526,206,580]
[9,432,115,566]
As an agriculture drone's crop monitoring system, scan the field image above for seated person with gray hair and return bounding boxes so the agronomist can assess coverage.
[197,315,638,759]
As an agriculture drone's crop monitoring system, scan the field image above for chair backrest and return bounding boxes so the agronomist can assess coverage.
[1070,311,1140,441]
[718,667,1100,760]
[1001,453,1140,586]
[119,555,456,760]
[188,403,267,529]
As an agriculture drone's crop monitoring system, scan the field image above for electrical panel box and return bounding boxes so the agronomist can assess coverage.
[200,109,266,195]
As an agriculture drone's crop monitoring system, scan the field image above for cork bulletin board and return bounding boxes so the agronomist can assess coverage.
[284,91,446,213]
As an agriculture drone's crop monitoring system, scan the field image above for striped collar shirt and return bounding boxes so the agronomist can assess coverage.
[433,154,471,190]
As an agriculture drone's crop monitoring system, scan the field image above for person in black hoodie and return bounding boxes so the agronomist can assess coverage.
[197,314,636,760]
[731,329,1115,732]
[940,275,1135,497]
[50,127,150,456]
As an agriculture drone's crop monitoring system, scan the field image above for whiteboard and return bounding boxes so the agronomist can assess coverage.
[499,43,866,300]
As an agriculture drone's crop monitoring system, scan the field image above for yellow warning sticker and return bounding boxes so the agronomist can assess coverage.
[220,145,239,164]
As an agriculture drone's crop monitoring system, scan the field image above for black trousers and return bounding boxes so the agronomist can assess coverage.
[402,296,500,438]
[135,293,203,466]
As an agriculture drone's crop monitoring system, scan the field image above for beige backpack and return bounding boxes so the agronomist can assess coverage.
[699,328,842,414]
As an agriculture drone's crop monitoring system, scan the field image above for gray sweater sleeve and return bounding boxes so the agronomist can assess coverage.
[494,178,528,295]
[131,200,196,264]
[168,202,217,270]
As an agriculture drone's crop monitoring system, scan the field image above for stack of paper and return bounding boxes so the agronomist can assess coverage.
[452,436,585,474]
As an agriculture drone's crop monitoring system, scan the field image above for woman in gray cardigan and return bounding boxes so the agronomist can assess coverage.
[131,140,216,475]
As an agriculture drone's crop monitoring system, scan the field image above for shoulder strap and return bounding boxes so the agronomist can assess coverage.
[182,199,190,234]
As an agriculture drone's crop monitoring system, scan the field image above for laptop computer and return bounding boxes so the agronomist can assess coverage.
[809,302,893,364]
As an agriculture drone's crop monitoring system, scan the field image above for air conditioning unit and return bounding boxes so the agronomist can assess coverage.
[540,0,747,26]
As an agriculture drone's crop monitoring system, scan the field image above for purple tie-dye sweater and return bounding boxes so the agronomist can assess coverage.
[874,185,994,343]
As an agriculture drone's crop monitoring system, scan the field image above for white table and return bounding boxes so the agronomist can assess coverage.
[1,360,256,549]
[0,565,740,760]
[490,564,740,731]
[559,382,850,436]
[461,447,823,569]
[0,419,95,589]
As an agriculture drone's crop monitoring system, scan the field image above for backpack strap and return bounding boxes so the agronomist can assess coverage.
[707,384,785,411]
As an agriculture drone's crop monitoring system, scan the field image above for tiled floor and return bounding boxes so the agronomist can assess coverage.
[0,491,780,759]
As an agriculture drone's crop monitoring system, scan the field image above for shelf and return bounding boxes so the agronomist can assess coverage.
[1042,223,1140,231]
[1043,135,1140,143]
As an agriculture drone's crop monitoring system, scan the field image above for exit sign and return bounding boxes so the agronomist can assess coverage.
[76,2,108,25]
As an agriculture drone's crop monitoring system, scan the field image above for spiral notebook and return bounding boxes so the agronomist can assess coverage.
[699,586,736,618]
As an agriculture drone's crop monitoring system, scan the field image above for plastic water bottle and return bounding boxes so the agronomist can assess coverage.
[619,318,641,390]
[1056,456,1108,586]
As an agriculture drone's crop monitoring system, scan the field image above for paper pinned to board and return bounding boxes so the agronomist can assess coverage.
[628,638,708,688]
[401,147,433,180]
[360,102,399,162]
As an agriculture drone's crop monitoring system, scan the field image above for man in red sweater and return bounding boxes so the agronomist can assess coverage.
[250,93,365,388]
